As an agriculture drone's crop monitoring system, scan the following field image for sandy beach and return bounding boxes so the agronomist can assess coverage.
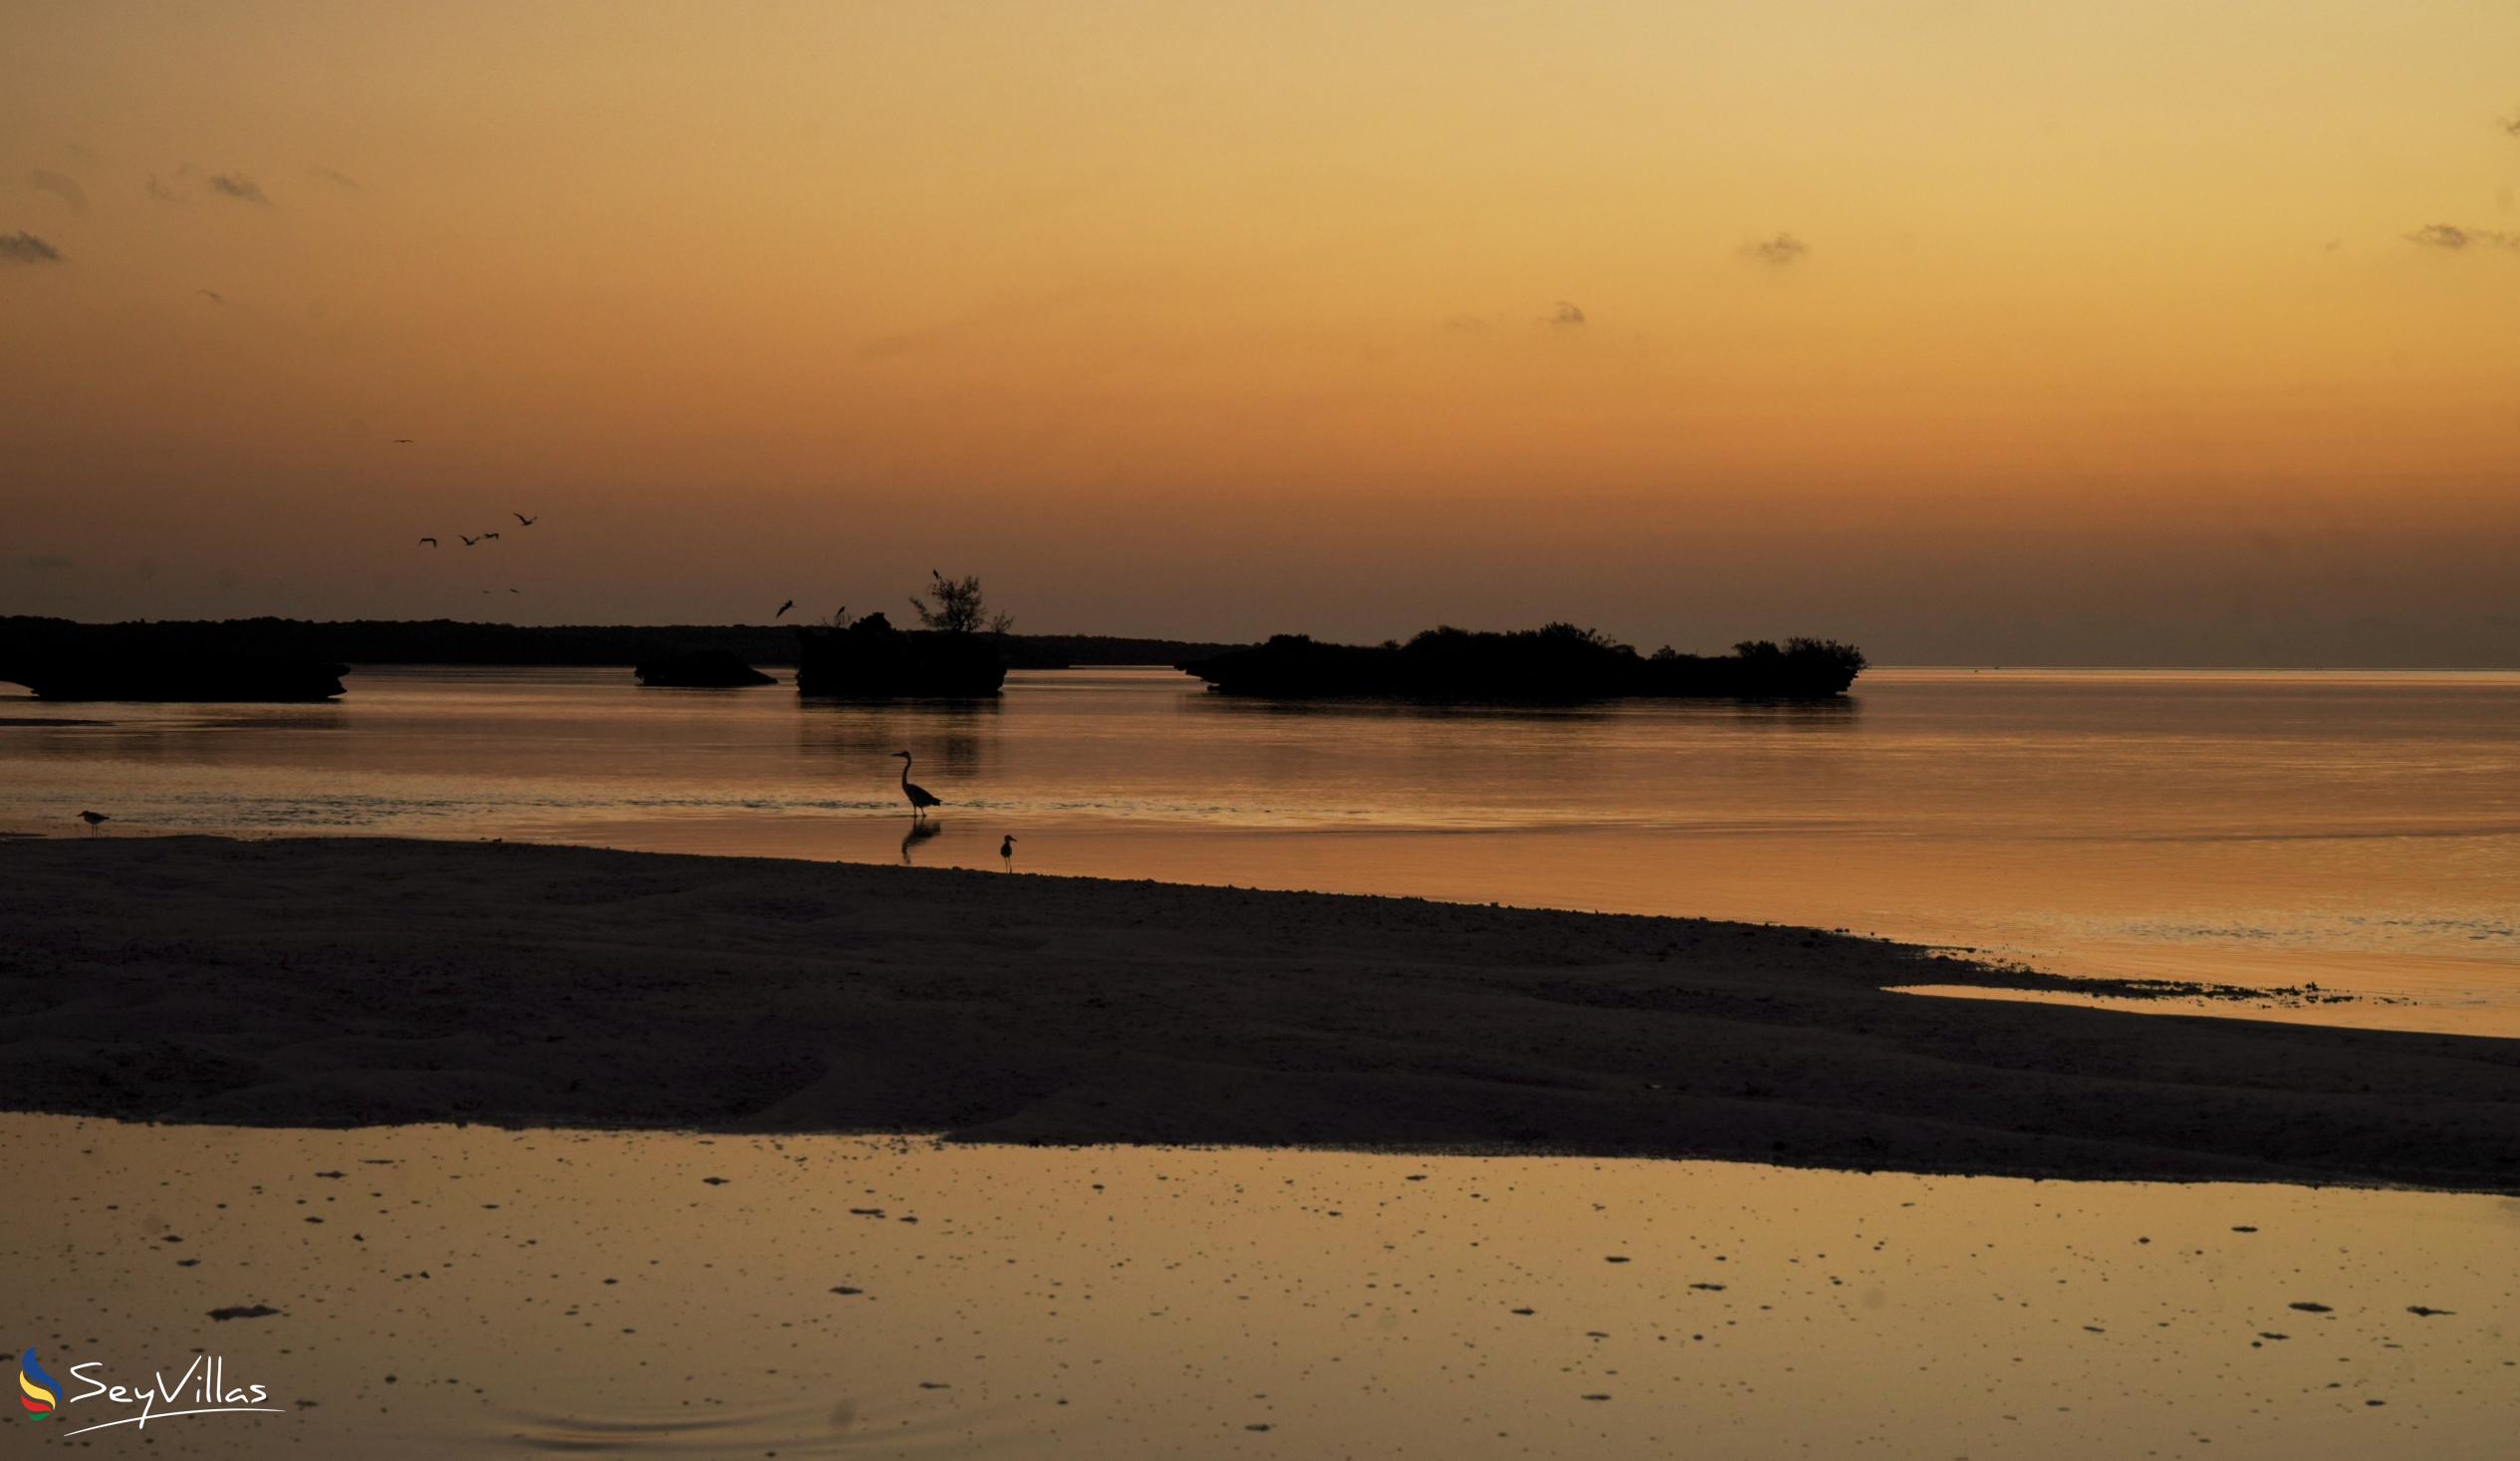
[8,1115,2510,1459]
[2,834,2513,1191]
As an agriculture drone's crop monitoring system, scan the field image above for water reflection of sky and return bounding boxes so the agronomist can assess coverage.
[4,666,2515,1028]
[5,1115,2510,1460]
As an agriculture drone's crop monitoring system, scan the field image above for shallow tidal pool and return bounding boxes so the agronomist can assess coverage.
[2,1116,2512,1458]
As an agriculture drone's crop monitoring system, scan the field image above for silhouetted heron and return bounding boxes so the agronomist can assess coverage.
[1000,835,1016,871]
[892,751,941,819]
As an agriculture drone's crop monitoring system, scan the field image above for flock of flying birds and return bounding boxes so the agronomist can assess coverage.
[417,511,537,551]
[416,506,539,595]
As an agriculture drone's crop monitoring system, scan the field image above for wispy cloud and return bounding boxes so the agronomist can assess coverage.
[1546,301,1586,327]
[308,165,361,190]
[147,164,195,203]
[2503,111,2520,137]
[1745,232,1810,265]
[0,231,65,265]
[2404,222,2520,251]
[206,171,269,204]
[28,168,87,213]
[1441,313,1488,332]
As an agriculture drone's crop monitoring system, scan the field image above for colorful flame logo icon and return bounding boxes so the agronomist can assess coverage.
[19,1348,59,1416]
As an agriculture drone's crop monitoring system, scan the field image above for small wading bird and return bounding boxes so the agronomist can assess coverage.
[512,512,537,526]
[418,537,437,547]
[892,751,942,819]
[775,600,795,618]
[1000,834,1017,871]
[77,810,109,830]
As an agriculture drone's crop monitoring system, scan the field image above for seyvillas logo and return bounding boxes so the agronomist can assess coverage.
[17,1349,57,1416]
[13,1348,287,1437]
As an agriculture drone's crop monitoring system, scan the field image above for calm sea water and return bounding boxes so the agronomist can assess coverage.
[5,666,2516,1032]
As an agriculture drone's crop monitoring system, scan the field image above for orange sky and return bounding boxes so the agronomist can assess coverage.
[5,1,2517,662]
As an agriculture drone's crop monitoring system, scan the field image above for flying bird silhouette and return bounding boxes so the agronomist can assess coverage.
[512,513,537,526]
[460,534,480,546]
[892,751,942,819]
[391,438,414,444]
[418,537,437,547]
[508,588,520,594]
[775,600,795,618]
[482,532,501,541]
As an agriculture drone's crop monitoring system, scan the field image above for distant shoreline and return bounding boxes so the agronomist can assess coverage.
[0,615,1239,672]
[3,835,2513,1191]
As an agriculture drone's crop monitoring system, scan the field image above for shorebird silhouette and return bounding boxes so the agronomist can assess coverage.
[1000,834,1017,871]
[892,751,942,819]
[460,534,481,546]
[76,810,108,830]
[775,600,795,618]
[418,537,437,547]
[512,512,537,526]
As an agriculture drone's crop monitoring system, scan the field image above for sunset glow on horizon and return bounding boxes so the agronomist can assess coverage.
[7,1,2518,663]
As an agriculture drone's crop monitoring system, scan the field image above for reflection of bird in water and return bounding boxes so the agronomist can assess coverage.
[775,600,794,618]
[76,810,109,830]
[418,536,437,548]
[899,819,941,864]
[1000,835,1016,871]
[892,751,942,819]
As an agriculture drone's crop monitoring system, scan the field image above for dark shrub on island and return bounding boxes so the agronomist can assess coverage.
[1181,624,1866,701]
[633,648,777,688]
[794,611,1007,698]
[2,654,350,702]
[2,617,351,701]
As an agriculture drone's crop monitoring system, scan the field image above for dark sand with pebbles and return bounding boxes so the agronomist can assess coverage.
[2,835,2514,1191]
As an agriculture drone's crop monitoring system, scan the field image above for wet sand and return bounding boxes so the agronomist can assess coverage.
[1,835,2516,1190]
[3,1115,2512,1458]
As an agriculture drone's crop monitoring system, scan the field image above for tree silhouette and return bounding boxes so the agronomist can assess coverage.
[909,571,1013,636]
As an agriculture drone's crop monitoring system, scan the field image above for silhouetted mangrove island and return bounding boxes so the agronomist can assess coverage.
[795,612,1008,698]
[0,650,349,702]
[633,648,777,688]
[1181,624,1867,701]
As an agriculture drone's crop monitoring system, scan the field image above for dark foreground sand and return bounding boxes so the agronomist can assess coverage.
[2,836,2513,1190]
